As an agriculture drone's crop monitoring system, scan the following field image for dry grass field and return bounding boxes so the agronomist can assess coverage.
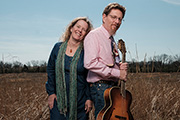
[0,73,49,120]
[127,72,180,120]
[0,72,179,120]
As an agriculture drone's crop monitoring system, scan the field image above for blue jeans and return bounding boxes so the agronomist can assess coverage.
[90,82,114,119]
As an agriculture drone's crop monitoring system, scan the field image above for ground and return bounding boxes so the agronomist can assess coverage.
[0,72,180,120]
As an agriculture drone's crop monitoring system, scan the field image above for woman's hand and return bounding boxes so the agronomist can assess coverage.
[48,94,57,109]
[85,100,92,114]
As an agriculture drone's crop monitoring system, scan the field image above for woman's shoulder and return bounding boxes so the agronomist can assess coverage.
[52,42,64,49]
[54,42,63,47]
[51,42,63,53]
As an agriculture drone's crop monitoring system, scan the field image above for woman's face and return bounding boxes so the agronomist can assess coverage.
[70,20,88,41]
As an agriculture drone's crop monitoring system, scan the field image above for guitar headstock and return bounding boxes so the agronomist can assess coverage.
[118,39,126,55]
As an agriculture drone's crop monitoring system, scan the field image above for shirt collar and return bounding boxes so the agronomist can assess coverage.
[100,25,111,39]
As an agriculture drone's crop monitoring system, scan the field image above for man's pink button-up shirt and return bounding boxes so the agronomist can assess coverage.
[84,25,120,83]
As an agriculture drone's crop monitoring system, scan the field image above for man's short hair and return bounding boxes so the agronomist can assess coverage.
[103,3,126,18]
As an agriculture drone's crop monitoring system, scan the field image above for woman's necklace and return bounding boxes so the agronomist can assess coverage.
[68,40,79,54]
[70,49,72,53]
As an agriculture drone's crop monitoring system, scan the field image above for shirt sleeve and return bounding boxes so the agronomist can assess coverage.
[83,68,92,100]
[45,43,60,95]
[85,83,92,100]
[84,32,120,80]
[84,71,92,100]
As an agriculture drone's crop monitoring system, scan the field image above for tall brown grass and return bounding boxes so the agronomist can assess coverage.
[0,73,49,120]
[0,72,179,119]
[128,72,180,120]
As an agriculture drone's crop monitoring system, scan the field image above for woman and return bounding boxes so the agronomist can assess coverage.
[46,17,93,120]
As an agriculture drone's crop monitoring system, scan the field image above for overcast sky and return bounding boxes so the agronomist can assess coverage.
[0,0,180,64]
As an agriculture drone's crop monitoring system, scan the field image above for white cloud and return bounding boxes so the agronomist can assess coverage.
[162,0,180,5]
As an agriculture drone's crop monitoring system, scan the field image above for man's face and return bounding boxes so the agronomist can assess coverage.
[102,9,123,35]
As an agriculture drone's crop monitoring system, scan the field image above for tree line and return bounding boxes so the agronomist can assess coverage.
[0,54,180,74]
[0,60,47,74]
[129,54,180,73]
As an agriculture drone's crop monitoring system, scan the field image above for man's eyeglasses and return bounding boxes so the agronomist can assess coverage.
[109,14,124,22]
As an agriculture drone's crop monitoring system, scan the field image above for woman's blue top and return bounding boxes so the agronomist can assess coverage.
[46,42,91,113]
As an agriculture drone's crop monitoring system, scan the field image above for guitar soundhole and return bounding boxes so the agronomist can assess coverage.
[115,115,127,120]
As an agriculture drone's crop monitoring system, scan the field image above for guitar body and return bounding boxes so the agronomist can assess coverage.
[96,88,111,119]
[97,86,134,120]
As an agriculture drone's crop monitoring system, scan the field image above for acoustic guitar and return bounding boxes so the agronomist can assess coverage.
[97,39,134,120]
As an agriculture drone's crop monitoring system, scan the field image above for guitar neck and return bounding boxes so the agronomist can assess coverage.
[118,39,127,98]
[121,53,126,98]
[122,54,126,63]
[120,80,126,98]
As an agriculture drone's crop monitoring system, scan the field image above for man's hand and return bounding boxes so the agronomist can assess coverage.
[119,62,128,81]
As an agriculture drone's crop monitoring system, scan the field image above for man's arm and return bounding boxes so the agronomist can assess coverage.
[84,32,120,79]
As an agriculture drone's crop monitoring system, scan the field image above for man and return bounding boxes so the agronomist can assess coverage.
[84,3,128,118]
